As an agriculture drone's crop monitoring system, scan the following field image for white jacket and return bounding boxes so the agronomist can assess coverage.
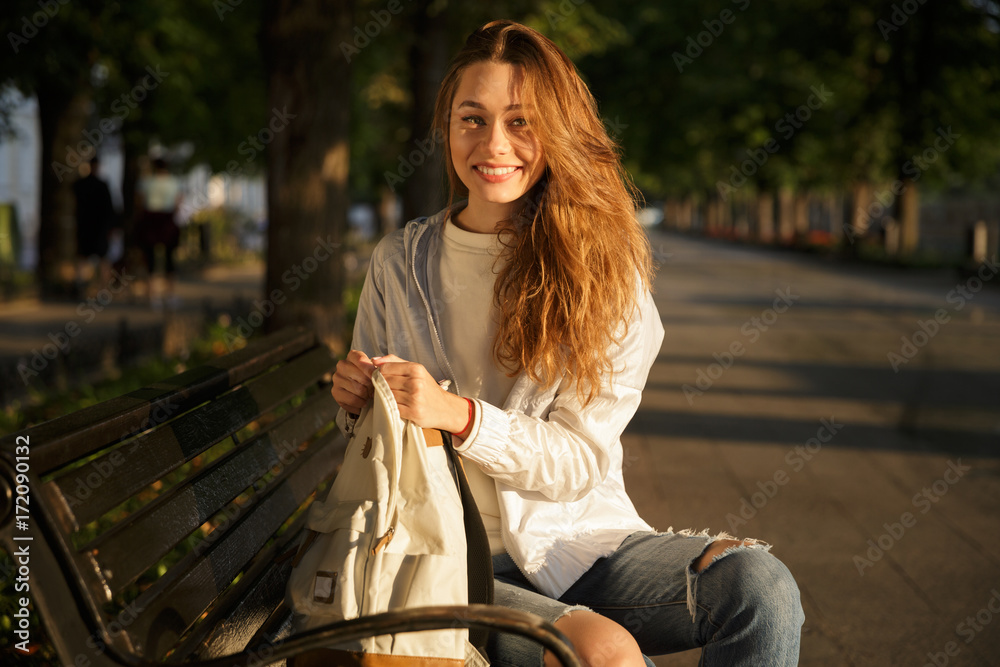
[339,205,664,598]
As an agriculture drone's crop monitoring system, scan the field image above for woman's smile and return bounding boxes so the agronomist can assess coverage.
[474,163,523,181]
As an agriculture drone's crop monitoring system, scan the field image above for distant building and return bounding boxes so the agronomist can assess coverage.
[178,164,266,227]
[0,88,43,270]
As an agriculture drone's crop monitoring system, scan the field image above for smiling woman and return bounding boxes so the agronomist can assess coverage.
[328,19,804,667]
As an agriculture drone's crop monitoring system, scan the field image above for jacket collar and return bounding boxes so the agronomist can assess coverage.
[404,201,466,309]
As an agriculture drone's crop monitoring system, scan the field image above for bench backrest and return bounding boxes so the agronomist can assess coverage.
[0,327,344,666]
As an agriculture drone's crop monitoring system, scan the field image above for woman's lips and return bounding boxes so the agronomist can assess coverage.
[474,164,522,183]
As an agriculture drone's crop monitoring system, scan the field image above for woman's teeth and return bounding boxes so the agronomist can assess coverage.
[476,166,518,175]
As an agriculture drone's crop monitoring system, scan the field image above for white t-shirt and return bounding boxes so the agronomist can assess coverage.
[140,173,181,213]
[434,216,517,555]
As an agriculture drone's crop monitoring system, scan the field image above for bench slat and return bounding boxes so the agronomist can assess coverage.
[126,430,344,657]
[171,536,299,662]
[6,327,317,475]
[83,391,340,596]
[50,345,336,528]
[241,599,297,662]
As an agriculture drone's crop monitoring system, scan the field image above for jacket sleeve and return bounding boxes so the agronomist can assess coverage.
[351,252,390,357]
[335,246,391,437]
[453,288,664,502]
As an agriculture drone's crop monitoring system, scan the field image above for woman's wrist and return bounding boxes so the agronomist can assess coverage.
[446,393,475,438]
[452,399,475,439]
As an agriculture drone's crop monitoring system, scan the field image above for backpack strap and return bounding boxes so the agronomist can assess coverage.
[441,431,494,654]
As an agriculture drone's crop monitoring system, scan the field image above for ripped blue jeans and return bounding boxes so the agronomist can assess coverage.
[489,530,804,666]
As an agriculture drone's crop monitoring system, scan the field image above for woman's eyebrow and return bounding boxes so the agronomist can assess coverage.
[456,100,522,111]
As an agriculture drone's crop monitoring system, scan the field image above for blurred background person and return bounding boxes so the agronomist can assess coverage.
[72,155,115,299]
[136,156,183,308]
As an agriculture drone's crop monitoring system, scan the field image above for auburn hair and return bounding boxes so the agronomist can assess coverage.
[431,20,653,405]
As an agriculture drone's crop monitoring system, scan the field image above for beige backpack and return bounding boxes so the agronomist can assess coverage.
[286,369,491,665]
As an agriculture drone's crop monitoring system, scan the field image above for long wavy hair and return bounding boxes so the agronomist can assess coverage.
[432,20,653,405]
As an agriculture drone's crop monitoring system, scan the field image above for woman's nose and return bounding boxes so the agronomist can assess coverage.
[486,122,511,155]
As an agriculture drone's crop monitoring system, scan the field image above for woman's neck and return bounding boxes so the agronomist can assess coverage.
[451,198,514,234]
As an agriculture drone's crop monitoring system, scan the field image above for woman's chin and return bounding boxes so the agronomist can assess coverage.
[470,188,526,206]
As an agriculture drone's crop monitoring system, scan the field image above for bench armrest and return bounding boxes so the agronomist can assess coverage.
[184,605,581,667]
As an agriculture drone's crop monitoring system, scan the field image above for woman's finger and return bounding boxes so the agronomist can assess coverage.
[372,354,410,371]
[374,360,424,380]
[379,370,418,389]
[333,351,379,410]
[336,359,373,392]
[331,384,368,413]
[346,349,377,378]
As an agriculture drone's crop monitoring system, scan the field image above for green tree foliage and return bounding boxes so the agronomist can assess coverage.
[1,0,265,172]
[577,0,1000,200]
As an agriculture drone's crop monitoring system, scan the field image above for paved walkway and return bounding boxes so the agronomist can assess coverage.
[0,261,265,410]
[633,232,1000,666]
[0,262,266,353]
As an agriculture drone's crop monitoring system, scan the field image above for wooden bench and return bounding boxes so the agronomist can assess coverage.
[0,327,579,666]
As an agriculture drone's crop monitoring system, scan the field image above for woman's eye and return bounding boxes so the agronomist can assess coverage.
[511,117,527,127]
[461,115,485,126]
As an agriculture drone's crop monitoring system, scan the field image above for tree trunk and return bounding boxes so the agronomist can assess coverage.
[756,192,774,243]
[119,150,142,273]
[665,199,681,231]
[36,86,91,299]
[705,196,718,235]
[848,181,872,246]
[680,197,693,232]
[897,178,919,255]
[719,197,733,235]
[734,199,749,239]
[379,185,400,237]
[827,193,844,243]
[402,0,450,223]
[777,186,794,243]
[692,198,704,232]
[793,192,810,240]
[263,0,353,353]
[120,151,140,240]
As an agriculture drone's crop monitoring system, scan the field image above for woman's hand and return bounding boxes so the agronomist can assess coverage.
[373,355,470,433]
[331,350,377,414]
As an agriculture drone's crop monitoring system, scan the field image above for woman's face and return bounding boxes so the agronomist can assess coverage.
[449,61,546,214]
